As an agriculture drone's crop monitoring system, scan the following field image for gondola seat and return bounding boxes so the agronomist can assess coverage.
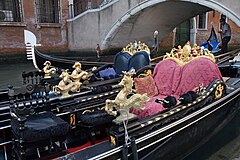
[113,51,150,76]
[9,84,70,159]
[77,109,115,144]
[114,52,131,75]
[128,51,150,72]
[131,60,181,118]
[11,112,69,143]
[131,58,222,118]
[175,58,222,95]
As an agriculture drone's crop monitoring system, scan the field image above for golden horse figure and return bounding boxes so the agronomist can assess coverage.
[53,69,81,98]
[105,69,150,123]
[70,62,92,83]
[42,61,57,78]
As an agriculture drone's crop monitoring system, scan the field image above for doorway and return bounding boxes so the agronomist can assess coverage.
[175,20,190,47]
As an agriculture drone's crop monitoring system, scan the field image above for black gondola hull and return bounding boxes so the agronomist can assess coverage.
[34,48,113,71]
[59,87,240,160]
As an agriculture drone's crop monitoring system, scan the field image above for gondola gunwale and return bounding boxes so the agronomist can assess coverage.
[108,79,225,135]
[34,47,113,71]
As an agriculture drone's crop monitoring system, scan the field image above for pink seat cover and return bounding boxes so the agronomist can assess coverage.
[131,60,181,118]
[153,60,182,96]
[131,58,222,119]
[175,58,222,95]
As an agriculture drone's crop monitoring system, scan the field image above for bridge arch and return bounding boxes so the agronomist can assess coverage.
[101,0,240,49]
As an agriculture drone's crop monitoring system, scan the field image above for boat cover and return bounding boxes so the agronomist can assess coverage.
[11,112,69,142]
[200,26,221,54]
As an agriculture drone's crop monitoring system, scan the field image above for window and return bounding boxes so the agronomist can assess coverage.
[35,0,60,23]
[198,12,208,30]
[0,0,22,22]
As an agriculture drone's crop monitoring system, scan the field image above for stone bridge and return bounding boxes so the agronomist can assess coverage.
[67,0,240,51]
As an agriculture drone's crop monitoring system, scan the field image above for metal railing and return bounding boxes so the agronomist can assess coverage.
[35,0,60,23]
[73,0,114,16]
[0,0,23,22]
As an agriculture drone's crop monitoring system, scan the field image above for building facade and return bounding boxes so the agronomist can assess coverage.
[160,10,240,49]
[0,1,239,55]
[0,0,69,54]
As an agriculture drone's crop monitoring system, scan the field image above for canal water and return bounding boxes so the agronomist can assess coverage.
[0,60,240,159]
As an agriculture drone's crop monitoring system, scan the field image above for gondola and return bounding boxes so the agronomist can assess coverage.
[24,29,152,92]
[56,44,240,160]
[217,49,240,77]
[25,30,151,72]
[24,30,114,71]
[0,41,152,105]
[0,43,239,160]
[200,25,221,54]
[0,38,153,160]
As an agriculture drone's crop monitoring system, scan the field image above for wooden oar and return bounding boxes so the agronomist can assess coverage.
[150,55,164,63]
[215,48,240,63]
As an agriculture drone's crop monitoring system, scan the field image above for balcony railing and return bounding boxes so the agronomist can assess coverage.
[73,0,114,16]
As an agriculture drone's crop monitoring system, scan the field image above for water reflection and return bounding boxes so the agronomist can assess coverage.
[0,62,34,90]
[185,110,240,160]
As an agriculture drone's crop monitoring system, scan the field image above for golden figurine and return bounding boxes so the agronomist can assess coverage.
[42,61,57,78]
[53,69,81,98]
[70,62,92,83]
[105,69,150,123]
[181,41,191,60]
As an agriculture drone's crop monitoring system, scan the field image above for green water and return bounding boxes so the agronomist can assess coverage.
[0,62,34,90]
[185,110,240,160]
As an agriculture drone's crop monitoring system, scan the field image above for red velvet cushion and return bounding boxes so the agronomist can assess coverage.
[153,60,182,96]
[175,58,222,95]
[131,58,222,119]
[134,75,158,97]
[131,94,167,119]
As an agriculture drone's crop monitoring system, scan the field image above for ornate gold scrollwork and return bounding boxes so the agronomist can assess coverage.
[70,113,76,126]
[137,69,152,78]
[215,84,224,99]
[163,42,216,66]
[122,41,150,55]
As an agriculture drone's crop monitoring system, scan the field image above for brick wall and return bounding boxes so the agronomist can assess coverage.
[0,0,69,55]
[195,11,240,46]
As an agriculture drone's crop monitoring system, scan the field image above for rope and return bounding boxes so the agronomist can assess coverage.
[122,113,131,145]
